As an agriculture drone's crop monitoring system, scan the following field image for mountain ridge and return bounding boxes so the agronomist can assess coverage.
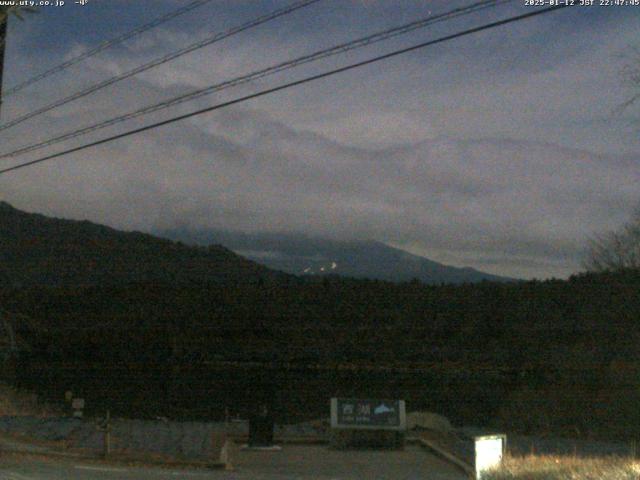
[0,201,286,288]
[157,227,516,284]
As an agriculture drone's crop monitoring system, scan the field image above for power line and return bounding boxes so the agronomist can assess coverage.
[0,0,509,160]
[0,0,322,133]
[2,0,215,97]
[0,5,569,177]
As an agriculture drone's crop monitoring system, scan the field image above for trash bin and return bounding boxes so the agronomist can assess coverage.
[249,404,274,447]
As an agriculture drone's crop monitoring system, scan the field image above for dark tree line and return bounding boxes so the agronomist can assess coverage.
[2,268,640,439]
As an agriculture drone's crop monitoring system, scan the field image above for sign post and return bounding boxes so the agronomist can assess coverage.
[330,398,406,449]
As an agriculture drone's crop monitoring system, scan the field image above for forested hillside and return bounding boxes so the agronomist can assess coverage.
[0,202,285,287]
[3,270,639,439]
[2,202,639,439]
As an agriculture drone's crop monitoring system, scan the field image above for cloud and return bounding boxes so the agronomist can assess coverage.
[0,1,638,280]
[3,104,638,279]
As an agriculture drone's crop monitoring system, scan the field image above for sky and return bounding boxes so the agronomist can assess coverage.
[0,0,638,279]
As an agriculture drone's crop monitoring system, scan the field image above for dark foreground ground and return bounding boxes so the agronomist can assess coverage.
[0,445,466,480]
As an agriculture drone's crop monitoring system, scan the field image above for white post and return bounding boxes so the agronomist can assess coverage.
[475,434,506,479]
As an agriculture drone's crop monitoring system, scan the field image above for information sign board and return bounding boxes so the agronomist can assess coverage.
[331,398,406,431]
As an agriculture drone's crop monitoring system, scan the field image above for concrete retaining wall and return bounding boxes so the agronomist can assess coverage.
[0,416,246,459]
[0,416,326,460]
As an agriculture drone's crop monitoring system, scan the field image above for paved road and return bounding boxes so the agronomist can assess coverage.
[0,459,218,480]
[0,445,467,479]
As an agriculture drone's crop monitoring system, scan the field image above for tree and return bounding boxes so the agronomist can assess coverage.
[584,206,640,272]
[615,45,640,117]
[0,5,37,49]
[0,6,36,115]
[0,6,37,23]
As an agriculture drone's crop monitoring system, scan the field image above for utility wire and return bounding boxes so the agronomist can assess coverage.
[0,0,322,133]
[3,0,215,97]
[0,5,569,176]
[0,0,509,160]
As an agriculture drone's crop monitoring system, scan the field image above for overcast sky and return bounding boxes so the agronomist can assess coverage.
[1,0,638,279]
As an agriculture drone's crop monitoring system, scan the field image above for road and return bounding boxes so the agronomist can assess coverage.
[1,459,220,480]
[0,445,468,479]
